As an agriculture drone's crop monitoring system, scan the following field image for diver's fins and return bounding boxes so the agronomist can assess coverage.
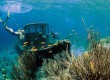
[7,10,10,18]
[6,10,10,22]
[0,10,10,23]
[0,18,3,22]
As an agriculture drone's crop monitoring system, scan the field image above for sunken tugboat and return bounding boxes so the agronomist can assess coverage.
[16,22,71,66]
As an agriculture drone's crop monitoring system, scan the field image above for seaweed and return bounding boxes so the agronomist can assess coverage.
[11,51,37,80]
[36,28,110,80]
[11,26,110,80]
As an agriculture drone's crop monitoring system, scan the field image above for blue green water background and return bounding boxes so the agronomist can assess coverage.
[0,0,110,56]
[1,0,110,46]
[0,0,110,79]
[0,0,110,59]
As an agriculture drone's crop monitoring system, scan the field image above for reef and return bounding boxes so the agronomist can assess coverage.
[11,27,110,80]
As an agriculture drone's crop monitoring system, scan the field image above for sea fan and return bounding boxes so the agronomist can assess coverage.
[11,51,37,80]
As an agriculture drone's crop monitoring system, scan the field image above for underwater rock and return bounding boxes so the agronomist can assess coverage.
[100,37,110,48]
[1,68,6,74]
[100,37,110,43]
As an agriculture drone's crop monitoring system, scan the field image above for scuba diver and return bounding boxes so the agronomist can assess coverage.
[0,11,25,40]
[51,31,59,40]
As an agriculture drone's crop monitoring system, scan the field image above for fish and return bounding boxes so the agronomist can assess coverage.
[31,49,37,51]
[41,42,46,44]
[22,45,26,47]
[74,33,77,34]
[70,34,73,36]
[41,46,46,48]
[23,42,28,45]
[53,43,58,46]
[31,46,35,49]
[49,51,52,53]
[74,41,76,42]
[30,42,33,44]
[51,34,54,36]
[106,28,110,30]
[48,44,52,47]
[72,30,75,32]
[31,46,37,51]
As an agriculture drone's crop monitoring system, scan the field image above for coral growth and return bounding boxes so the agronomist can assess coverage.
[36,28,110,80]
[11,51,37,80]
[11,28,110,80]
[37,46,110,80]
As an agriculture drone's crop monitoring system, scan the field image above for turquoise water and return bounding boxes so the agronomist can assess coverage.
[0,0,110,79]
[0,0,110,45]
